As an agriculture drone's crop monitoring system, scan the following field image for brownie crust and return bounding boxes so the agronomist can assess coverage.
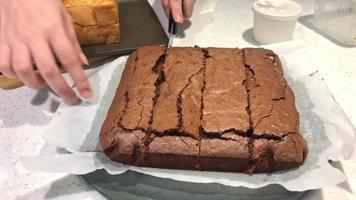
[100,46,308,173]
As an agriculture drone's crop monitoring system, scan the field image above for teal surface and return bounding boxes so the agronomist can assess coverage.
[83,170,307,200]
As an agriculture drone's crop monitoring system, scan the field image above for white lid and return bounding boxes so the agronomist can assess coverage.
[252,0,303,20]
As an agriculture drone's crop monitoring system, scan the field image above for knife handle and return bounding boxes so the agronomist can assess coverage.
[168,13,178,35]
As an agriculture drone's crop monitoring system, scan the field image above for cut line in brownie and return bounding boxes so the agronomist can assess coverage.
[100,46,308,173]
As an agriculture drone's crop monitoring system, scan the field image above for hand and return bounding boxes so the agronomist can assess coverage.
[0,0,91,104]
[161,0,196,23]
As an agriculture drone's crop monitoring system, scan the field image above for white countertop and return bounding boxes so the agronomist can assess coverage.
[1,0,356,199]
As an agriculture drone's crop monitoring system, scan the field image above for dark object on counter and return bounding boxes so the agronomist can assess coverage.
[99,46,308,173]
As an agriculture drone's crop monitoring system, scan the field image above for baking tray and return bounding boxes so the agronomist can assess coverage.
[82,0,168,58]
[83,170,307,200]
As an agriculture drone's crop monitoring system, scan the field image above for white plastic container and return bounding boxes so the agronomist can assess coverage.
[252,0,303,44]
[313,0,356,46]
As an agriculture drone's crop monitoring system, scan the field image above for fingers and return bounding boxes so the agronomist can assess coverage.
[30,38,78,104]
[162,0,195,22]
[161,0,170,17]
[49,24,92,99]
[11,42,45,89]
[1,0,91,104]
[183,0,196,18]
[169,0,184,23]
[0,41,16,78]
[63,13,88,65]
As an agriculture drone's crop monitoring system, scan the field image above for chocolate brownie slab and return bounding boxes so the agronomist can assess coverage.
[100,46,308,173]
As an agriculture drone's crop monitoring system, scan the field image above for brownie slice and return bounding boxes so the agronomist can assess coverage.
[100,46,165,159]
[120,46,166,130]
[100,46,308,173]
[151,47,205,139]
[244,48,299,137]
[202,48,249,134]
[243,48,308,172]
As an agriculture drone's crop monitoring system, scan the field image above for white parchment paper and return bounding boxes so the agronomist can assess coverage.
[21,41,356,191]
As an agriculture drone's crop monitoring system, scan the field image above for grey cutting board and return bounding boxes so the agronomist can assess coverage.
[83,170,307,200]
[82,0,168,58]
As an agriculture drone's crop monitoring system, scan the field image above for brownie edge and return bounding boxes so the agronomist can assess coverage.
[104,131,308,173]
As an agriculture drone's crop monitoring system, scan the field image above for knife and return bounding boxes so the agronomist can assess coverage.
[165,12,178,58]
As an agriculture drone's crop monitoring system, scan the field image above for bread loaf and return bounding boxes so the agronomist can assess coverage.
[63,0,120,46]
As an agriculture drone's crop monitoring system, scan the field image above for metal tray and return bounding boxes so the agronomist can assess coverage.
[82,0,168,58]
